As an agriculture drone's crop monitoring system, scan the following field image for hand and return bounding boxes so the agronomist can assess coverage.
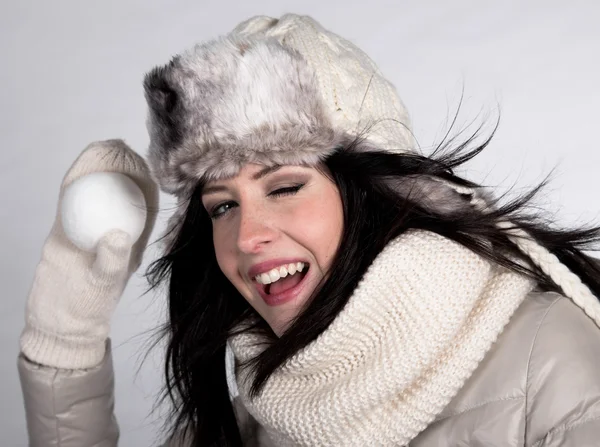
[20,140,159,369]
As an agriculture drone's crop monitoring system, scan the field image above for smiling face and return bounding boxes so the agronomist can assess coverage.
[201,163,344,335]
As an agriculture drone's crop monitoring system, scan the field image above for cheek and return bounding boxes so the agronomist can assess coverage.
[212,226,238,282]
[319,191,344,264]
[291,186,343,268]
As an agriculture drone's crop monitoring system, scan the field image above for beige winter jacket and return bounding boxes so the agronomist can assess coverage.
[18,291,600,446]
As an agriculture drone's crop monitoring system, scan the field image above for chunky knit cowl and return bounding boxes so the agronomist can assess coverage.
[229,230,537,446]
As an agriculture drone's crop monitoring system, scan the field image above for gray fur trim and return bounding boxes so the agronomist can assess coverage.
[144,34,348,197]
[384,175,475,216]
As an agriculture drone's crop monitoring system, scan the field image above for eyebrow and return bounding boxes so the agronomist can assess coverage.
[252,164,283,180]
[201,165,283,195]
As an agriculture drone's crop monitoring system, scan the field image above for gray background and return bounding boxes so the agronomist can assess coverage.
[2,0,599,445]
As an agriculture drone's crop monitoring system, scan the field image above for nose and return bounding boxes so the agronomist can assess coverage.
[236,206,278,254]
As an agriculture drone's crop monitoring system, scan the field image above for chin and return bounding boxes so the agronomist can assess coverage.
[272,324,287,338]
[258,275,320,336]
[265,306,302,337]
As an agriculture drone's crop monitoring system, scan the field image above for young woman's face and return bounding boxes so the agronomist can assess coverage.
[201,163,344,335]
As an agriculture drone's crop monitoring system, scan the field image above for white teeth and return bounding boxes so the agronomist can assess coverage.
[269,270,280,282]
[260,273,271,284]
[255,262,306,285]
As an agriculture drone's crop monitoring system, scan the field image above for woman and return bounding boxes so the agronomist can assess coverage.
[18,13,600,447]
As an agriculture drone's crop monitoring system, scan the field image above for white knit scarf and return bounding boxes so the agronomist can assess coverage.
[229,230,536,446]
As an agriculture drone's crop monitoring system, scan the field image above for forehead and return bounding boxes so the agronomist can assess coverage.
[204,163,315,186]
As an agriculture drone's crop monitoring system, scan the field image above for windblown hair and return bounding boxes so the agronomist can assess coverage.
[146,128,600,446]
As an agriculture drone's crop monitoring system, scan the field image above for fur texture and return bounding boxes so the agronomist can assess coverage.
[143,14,415,197]
[145,35,347,197]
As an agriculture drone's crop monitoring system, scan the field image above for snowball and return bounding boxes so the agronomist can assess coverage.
[61,172,147,252]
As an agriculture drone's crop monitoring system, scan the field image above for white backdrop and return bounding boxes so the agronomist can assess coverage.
[2,1,599,445]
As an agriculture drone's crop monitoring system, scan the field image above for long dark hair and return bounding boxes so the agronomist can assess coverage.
[146,128,600,446]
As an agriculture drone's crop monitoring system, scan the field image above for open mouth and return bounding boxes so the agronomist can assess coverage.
[265,266,308,295]
[253,263,311,306]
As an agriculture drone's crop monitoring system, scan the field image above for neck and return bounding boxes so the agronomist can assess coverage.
[230,230,535,445]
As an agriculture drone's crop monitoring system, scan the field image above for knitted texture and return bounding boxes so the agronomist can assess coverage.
[447,182,600,328]
[142,13,600,444]
[500,224,600,326]
[230,230,537,446]
[231,14,413,153]
[20,140,159,369]
[144,14,414,198]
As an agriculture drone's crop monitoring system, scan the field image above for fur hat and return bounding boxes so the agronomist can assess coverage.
[142,13,600,338]
[143,13,414,197]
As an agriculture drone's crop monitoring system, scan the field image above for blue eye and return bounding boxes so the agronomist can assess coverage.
[210,183,305,220]
[210,201,236,219]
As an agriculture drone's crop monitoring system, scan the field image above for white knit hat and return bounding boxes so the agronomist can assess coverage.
[144,13,414,197]
[231,15,414,154]
[143,13,600,329]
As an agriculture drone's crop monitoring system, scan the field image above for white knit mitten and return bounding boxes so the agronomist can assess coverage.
[20,140,159,369]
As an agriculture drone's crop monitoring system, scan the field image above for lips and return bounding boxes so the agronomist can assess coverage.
[247,258,309,279]
[253,265,311,307]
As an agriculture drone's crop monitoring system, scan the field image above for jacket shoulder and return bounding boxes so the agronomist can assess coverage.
[525,292,600,446]
[415,291,600,447]
[434,291,565,420]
